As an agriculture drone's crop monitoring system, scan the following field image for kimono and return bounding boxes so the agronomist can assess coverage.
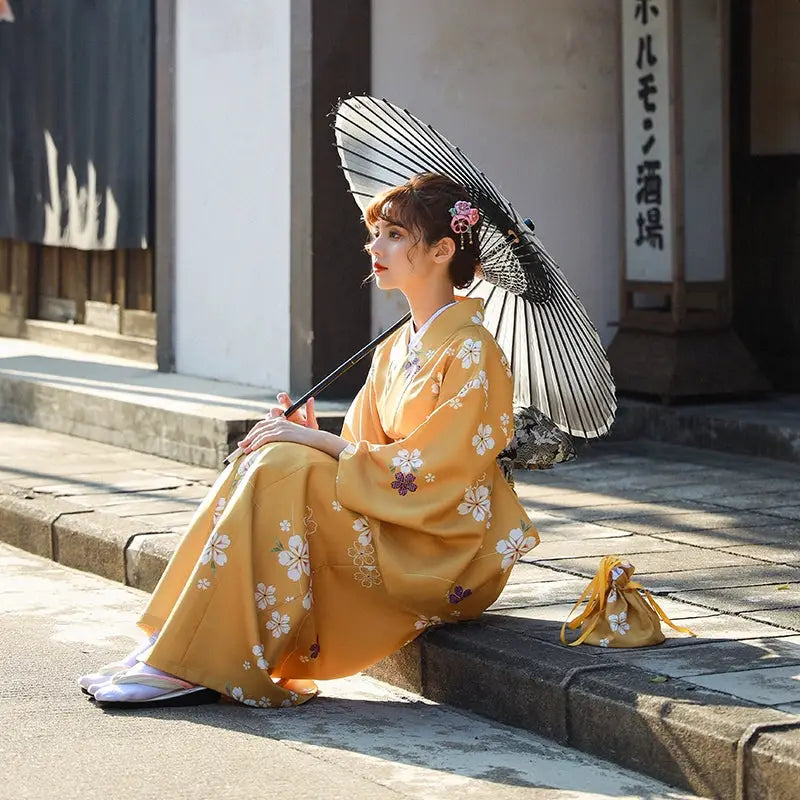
[137,296,538,708]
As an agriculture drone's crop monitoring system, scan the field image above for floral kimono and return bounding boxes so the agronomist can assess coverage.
[138,296,538,708]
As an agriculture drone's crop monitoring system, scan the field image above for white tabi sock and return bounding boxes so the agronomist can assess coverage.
[79,631,160,693]
[93,661,198,704]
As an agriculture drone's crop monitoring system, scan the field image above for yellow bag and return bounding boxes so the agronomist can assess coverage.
[560,556,695,648]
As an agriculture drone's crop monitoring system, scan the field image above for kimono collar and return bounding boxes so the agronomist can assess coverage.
[406,296,486,357]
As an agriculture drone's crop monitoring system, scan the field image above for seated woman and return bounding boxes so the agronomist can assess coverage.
[79,172,539,709]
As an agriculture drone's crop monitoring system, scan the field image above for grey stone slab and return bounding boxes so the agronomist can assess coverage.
[749,727,800,800]
[546,500,710,524]
[671,584,800,614]
[652,524,800,549]
[644,613,799,646]
[765,505,800,522]
[596,510,781,536]
[547,548,756,578]
[521,518,637,543]
[774,702,800,714]
[720,543,800,566]
[488,578,591,609]
[742,607,800,632]
[126,510,195,532]
[0,491,81,558]
[605,636,800,678]
[567,660,784,800]
[524,534,684,562]
[504,562,572,585]
[641,564,800,593]
[51,510,162,582]
[704,491,800,511]
[30,470,188,497]
[124,532,180,592]
[650,477,800,503]
[687,664,800,706]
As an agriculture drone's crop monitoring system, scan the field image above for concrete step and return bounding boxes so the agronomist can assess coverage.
[2,424,799,798]
[609,395,800,465]
[22,319,158,363]
[0,336,349,468]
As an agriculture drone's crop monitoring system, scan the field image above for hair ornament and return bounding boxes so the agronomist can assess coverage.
[449,200,480,249]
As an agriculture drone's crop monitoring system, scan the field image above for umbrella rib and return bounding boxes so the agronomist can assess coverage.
[540,290,615,430]
[336,146,412,183]
[544,299,603,435]
[537,300,587,436]
[355,99,474,184]
[334,120,433,175]
[334,136,431,177]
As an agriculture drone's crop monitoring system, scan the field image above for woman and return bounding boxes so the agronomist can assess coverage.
[80,172,539,709]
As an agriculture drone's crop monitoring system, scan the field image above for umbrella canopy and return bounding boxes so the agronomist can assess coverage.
[334,95,616,439]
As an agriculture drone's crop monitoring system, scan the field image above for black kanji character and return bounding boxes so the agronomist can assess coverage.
[636,160,662,204]
[635,206,664,250]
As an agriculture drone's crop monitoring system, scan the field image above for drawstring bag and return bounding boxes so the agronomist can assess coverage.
[560,556,695,648]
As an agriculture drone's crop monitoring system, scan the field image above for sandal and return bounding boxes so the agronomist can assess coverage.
[93,671,220,709]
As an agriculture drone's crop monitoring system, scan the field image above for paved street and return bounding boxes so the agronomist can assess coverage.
[0,544,696,800]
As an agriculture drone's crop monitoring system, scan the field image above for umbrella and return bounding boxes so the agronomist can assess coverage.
[334,95,616,439]
[225,94,615,466]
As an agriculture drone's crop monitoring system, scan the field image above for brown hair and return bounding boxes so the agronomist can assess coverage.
[364,172,481,289]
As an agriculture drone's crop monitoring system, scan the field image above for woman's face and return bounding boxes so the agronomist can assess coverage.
[367,218,438,293]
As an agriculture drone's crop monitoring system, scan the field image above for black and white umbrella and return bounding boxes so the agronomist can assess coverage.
[334,95,616,439]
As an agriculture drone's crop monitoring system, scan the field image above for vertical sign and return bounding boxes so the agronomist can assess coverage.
[622,0,674,282]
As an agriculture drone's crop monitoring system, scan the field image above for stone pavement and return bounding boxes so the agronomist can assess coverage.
[1,545,699,800]
[1,421,800,797]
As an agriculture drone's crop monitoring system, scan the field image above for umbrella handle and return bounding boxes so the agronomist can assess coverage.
[223,312,412,464]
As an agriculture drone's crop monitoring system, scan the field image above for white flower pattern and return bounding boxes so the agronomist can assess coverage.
[255,582,277,609]
[472,423,495,456]
[391,448,423,475]
[200,531,230,567]
[196,578,211,590]
[266,610,291,638]
[609,611,630,635]
[278,534,310,582]
[496,527,538,570]
[456,338,482,368]
[457,484,491,522]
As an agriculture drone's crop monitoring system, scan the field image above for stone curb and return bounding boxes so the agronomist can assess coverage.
[2,488,799,799]
[610,400,800,466]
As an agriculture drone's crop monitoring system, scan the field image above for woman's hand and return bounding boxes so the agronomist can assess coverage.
[275,392,319,429]
[238,393,317,452]
[238,415,313,453]
[237,394,348,459]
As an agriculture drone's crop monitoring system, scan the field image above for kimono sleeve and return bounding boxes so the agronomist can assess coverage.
[339,354,391,446]
[336,331,513,532]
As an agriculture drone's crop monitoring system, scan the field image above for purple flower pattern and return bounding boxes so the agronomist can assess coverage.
[448,585,473,604]
[309,636,320,659]
[391,472,417,496]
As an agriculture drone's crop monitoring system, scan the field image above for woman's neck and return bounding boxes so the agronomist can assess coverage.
[406,288,457,332]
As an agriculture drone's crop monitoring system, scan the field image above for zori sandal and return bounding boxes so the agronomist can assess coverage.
[93,671,220,709]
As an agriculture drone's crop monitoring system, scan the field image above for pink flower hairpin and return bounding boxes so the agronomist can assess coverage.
[449,200,480,248]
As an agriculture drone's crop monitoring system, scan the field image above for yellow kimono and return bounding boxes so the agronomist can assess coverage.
[138,297,538,708]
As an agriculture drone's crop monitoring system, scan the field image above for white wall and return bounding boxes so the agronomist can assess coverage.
[371,0,622,344]
[174,0,291,387]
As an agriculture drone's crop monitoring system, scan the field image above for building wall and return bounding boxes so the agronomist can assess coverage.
[173,0,291,388]
[370,0,622,344]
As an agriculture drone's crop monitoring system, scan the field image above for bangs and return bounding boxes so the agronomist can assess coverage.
[363,185,419,231]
